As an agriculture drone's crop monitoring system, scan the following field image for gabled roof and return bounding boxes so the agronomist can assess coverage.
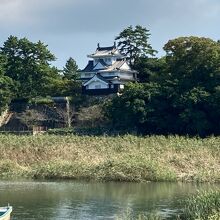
[88,43,124,58]
[97,45,116,51]
[80,59,109,73]
[81,60,94,72]
[80,59,137,74]
[99,60,137,73]
[105,60,127,71]
[93,59,108,70]
[83,74,109,86]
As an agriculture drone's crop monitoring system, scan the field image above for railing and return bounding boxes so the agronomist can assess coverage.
[0,126,48,135]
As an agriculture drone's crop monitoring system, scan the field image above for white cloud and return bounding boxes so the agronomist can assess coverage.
[0,0,220,68]
[0,0,24,23]
[1,0,220,33]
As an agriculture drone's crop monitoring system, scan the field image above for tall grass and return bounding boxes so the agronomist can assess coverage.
[0,134,219,182]
[115,210,162,220]
[180,190,220,220]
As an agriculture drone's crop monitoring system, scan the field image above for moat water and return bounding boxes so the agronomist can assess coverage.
[0,180,218,219]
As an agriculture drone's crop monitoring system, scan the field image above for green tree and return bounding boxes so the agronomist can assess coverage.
[105,82,179,134]
[61,57,81,96]
[115,25,157,65]
[105,36,220,136]
[133,57,166,83]
[63,57,79,80]
[0,55,14,113]
[163,36,220,91]
[0,36,59,99]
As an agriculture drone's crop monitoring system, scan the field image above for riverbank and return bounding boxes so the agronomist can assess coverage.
[0,134,219,182]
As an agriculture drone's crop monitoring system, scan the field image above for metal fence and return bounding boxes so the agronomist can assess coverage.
[0,126,48,135]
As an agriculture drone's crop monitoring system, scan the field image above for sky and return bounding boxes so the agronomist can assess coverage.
[0,0,220,69]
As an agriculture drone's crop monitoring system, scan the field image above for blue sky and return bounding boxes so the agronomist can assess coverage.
[1,0,220,69]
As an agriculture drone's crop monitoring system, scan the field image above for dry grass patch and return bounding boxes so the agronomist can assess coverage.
[0,134,219,182]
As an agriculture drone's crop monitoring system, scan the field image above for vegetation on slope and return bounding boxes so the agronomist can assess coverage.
[0,135,219,182]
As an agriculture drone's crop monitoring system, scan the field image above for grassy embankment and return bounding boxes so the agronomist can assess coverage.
[0,134,219,182]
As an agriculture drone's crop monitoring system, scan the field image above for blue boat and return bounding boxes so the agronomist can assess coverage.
[0,206,12,220]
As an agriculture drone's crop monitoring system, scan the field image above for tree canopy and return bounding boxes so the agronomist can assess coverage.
[63,57,79,80]
[0,36,59,99]
[115,25,157,65]
[106,36,220,136]
[0,55,14,113]
[1,31,220,136]
[163,36,220,91]
[133,57,166,83]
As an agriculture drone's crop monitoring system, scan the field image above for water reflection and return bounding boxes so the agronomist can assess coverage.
[0,181,218,219]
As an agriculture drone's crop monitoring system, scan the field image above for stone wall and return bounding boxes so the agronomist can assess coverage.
[0,109,9,127]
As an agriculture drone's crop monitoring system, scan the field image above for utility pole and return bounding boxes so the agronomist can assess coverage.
[66,97,71,128]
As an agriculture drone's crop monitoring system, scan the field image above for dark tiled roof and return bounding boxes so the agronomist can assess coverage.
[81,60,94,72]
[79,77,91,80]
[89,49,117,57]
[97,42,116,51]
[96,74,110,83]
[81,59,110,72]
[99,60,126,71]
[83,74,110,86]
[93,59,108,70]
[82,75,120,82]
[97,45,115,51]
[81,59,137,74]
[99,59,108,66]
[88,43,124,58]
